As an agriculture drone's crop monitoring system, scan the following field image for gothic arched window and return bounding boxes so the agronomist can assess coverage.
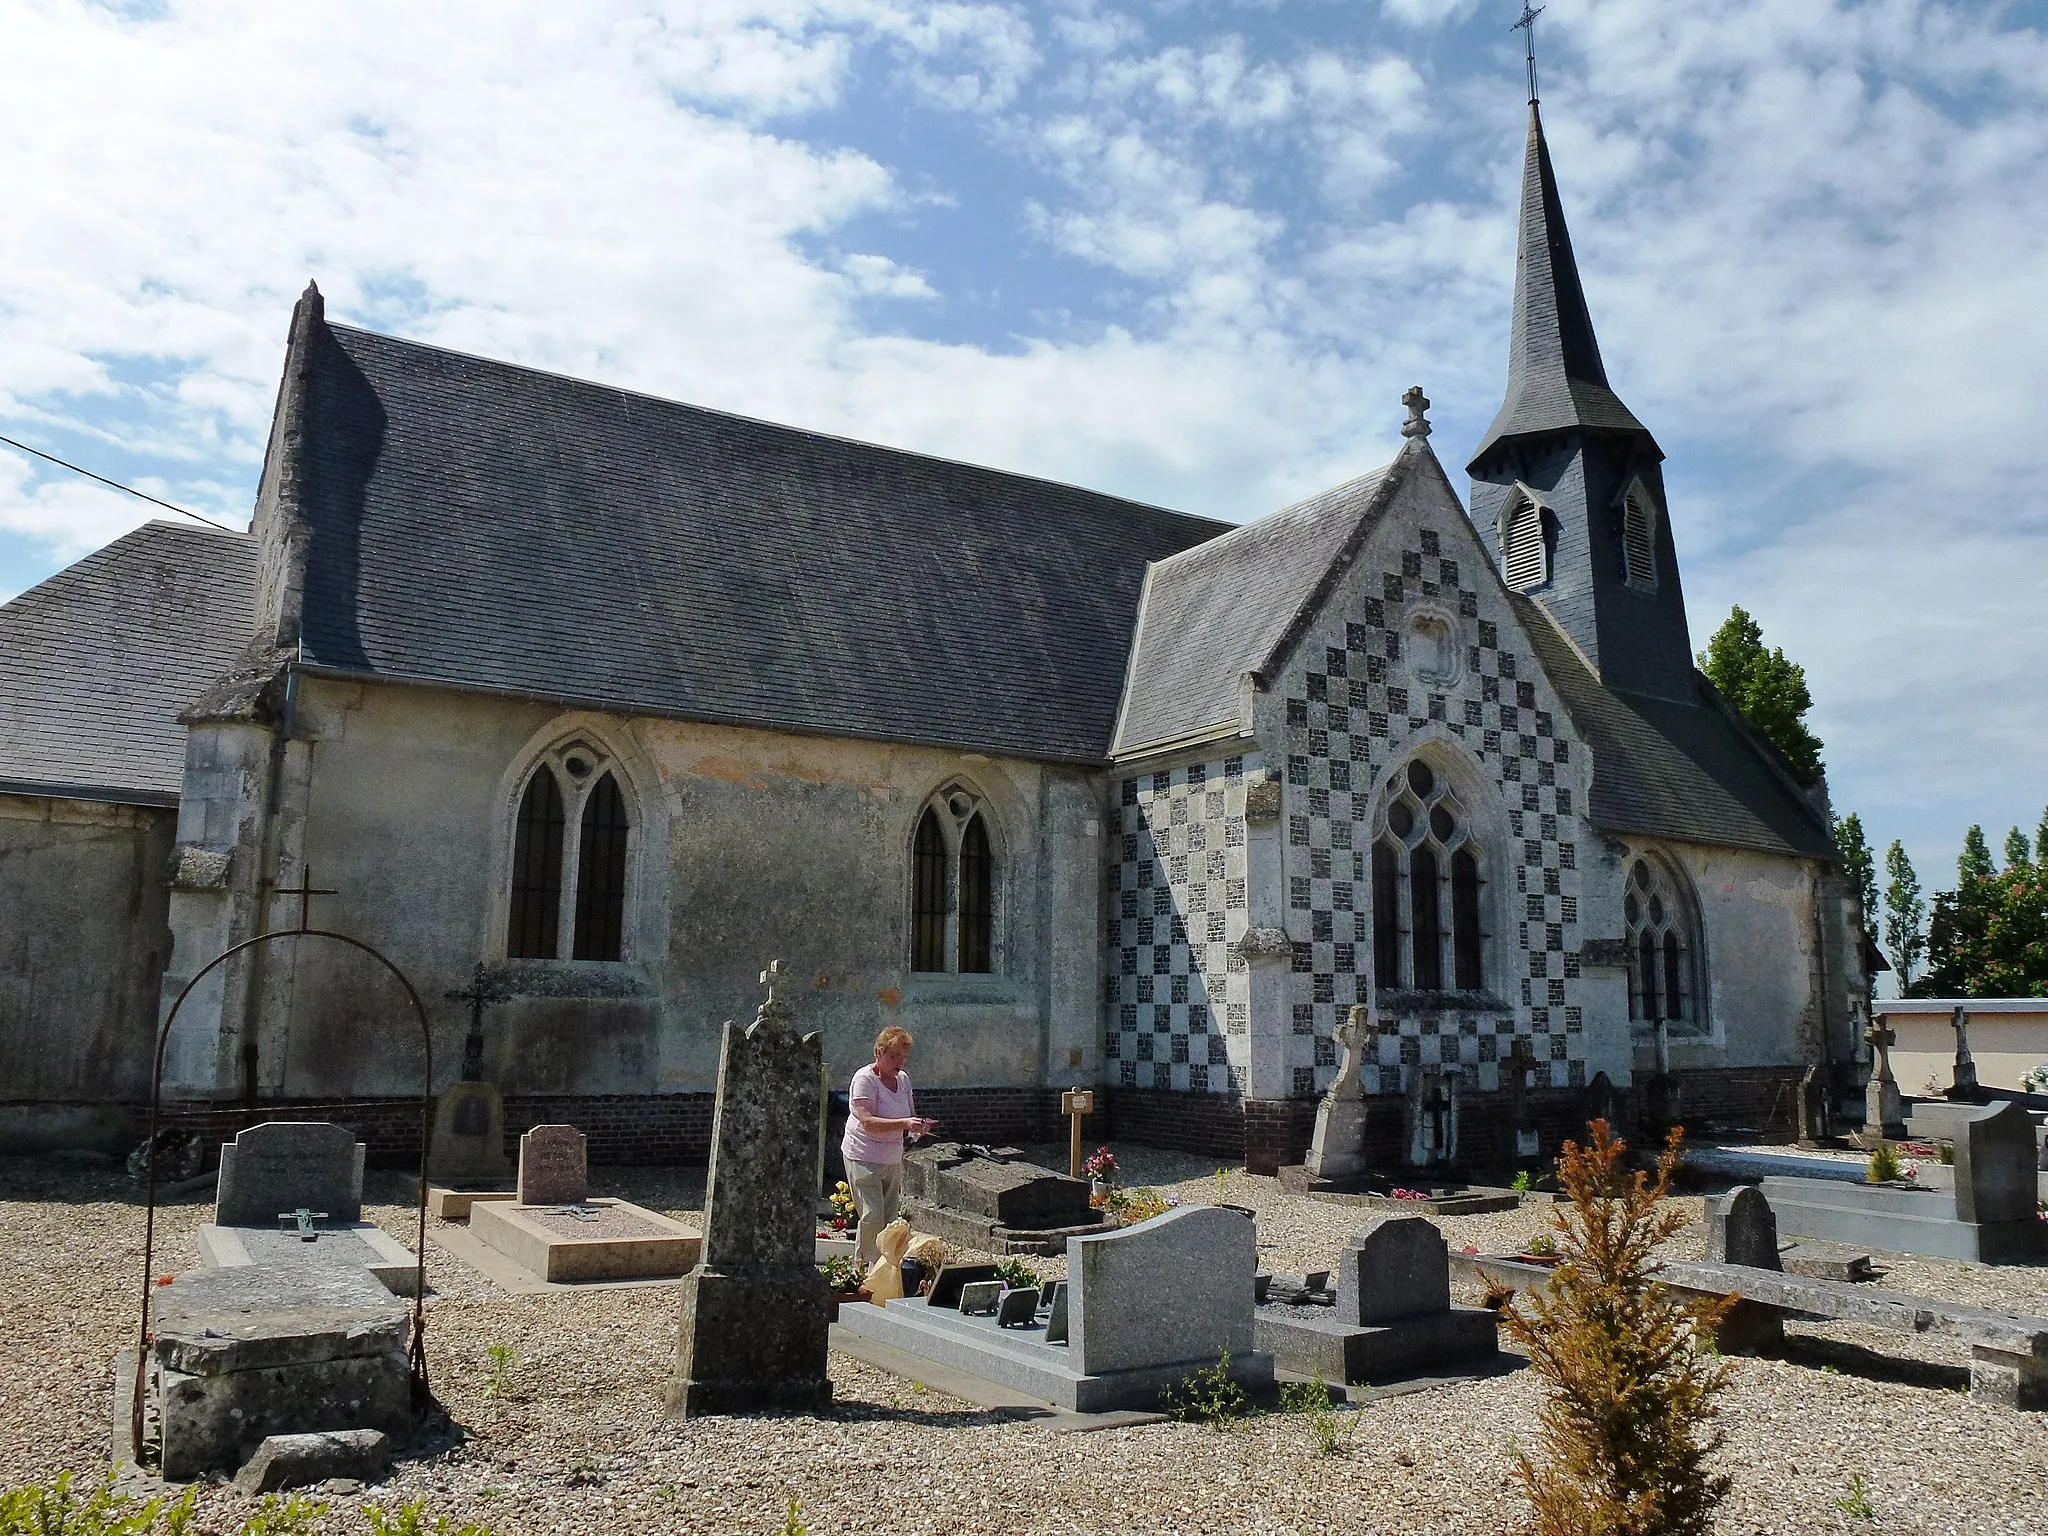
[1373,757,1487,994]
[504,741,634,962]
[1625,854,1702,1029]
[907,785,998,975]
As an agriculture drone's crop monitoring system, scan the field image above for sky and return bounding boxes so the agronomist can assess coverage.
[2,0,2046,912]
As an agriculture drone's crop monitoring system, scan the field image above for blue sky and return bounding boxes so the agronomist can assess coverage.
[3,0,2046,920]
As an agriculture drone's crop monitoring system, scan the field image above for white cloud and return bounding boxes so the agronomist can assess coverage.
[0,0,2045,881]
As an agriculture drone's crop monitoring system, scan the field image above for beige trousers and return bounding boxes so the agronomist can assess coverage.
[846,1157,905,1272]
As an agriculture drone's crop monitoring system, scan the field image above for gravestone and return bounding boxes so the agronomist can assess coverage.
[909,1143,1112,1255]
[1404,1066,1459,1169]
[1258,1215,1495,1388]
[1863,1018,1905,1139]
[1946,1005,1980,1101]
[667,963,831,1417]
[994,1288,1038,1328]
[1584,1070,1619,1135]
[517,1125,588,1206]
[427,1083,510,1188]
[1955,1101,2037,1226]
[934,1159,1092,1228]
[1706,1185,1782,1270]
[1335,1216,1448,1324]
[1305,1008,1374,1183]
[958,1280,1003,1316]
[1506,1036,1540,1162]
[836,1204,1271,1411]
[215,1123,364,1228]
[1797,1064,1830,1147]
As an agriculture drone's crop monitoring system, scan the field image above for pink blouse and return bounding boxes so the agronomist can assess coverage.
[842,1063,916,1165]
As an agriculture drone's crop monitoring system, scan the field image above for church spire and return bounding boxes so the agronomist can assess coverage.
[1470,104,1653,468]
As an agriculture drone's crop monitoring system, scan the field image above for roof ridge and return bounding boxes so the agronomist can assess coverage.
[325,322,1228,537]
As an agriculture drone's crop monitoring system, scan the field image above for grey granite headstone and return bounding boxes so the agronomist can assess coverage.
[666,963,831,1417]
[1043,1279,1069,1344]
[428,1082,510,1187]
[516,1124,588,1205]
[1068,1205,1256,1375]
[958,1280,1003,1316]
[1956,1102,2037,1226]
[1334,1216,1450,1325]
[216,1122,363,1228]
[1707,1186,1783,1270]
[995,1287,1039,1327]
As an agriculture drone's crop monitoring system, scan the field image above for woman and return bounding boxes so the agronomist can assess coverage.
[842,1025,936,1271]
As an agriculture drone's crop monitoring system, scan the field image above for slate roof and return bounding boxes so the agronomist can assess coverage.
[1470,105,1655,467]
[1111,466,1392,757]
[0,522,258,805]
[1512,595,1835,860]
[291,320,1227,764]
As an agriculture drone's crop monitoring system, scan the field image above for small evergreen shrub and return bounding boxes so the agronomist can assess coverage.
[1499,1121,1733,1536]
[1866,1142,1904,1184]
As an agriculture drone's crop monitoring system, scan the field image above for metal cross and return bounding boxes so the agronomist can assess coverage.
[444,962,498,1083]
[266,864,339,933]
[278,1207,329,1241]
[1512,2,1545,105]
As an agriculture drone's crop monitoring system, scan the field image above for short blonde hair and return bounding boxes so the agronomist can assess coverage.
[875,1026,914,1054]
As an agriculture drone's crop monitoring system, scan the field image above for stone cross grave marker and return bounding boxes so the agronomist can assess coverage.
[667,961,832,1417]
[1864,1017,1905,1138]
[517,1125,588,1206]
[1948,1005,1980,1100]
[216,1122,363,1229]
[1306,1007,1374,1183]
[1797,1063,1829,1146]
[1707,1185,1782,1270]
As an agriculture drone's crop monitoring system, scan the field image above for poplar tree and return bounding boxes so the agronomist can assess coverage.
[2006,827,2033,870]
[1833,813,1879,936]
[1698,606,1825,786]
[1959,825,1996,884]
[1883,841,1926,987]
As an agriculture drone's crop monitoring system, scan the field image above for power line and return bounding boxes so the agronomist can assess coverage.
[0,431,237,533]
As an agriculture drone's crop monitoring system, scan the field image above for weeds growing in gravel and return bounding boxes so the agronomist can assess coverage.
[1498,1121,1733,1536]
[1163,1351,1248,1428]
[364,1499,497,1536]
[0,1473,193,1536]
[1277,1379,1350,1456]
[238,1497,328,1536]
[776,1496,808,1536]
[481,1343,516,1400]
[1835,1475,1877,1522]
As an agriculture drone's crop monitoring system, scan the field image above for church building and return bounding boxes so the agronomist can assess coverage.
[0,107,1868,1169]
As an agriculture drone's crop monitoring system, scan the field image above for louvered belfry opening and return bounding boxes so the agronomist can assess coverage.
[508,768,565,958]
[911,809,948,972]
[958,814,993,973]
[1503,499,1547,588]
[573,772,630,961]
[1622,483,1657,588]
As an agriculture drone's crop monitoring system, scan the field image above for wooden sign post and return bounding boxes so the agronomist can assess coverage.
[1061,1087,1096,1178]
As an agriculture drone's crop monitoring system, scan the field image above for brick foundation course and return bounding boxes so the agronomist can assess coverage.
[88,1064,1808,1174]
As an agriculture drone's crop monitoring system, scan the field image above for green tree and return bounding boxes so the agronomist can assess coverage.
[1959,824,1996,884]
[2037,804,2048,865]
[2007,827,2034,869]
[1883,841,1926,986]
[1698,606,1825,786]
[1919,861,2048,999]
[1833,812,1879,937]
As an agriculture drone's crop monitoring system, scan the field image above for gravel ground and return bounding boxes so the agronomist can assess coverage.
[4,1146,2046,1536]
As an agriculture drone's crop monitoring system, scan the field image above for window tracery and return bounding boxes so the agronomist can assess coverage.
[1625,854,1702,1030]
[1372,757,1487,994]
[908,783,997,974]
[505,739,633,962]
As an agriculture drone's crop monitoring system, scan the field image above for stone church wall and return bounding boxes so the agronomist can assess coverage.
[0,793,174,1150]
[1250,465,1625,1109]
[204,675,1105,1114]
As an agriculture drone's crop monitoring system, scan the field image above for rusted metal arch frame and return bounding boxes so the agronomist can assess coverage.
[131,929,436,1462]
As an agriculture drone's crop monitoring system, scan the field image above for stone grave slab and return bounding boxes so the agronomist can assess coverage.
[197,1218,421,1297]
[1258,1216,1496,1389]
[836,1204,1274,1412]
[1760,1163,2047,1264]
[908,1146,1114,1256]
[145,1261,411,1480]
[427,1188,517,1222]
[468,1196,700,1283]
[516,1125,588,1205]
[215,1122,364,1228]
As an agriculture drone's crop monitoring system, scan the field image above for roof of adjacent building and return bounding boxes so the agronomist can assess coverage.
[1111,465,1394,757]
[1470,105,1655,467]
[1512,595,1835,860]
[290,319,1227,764]
[0,522,258,805]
